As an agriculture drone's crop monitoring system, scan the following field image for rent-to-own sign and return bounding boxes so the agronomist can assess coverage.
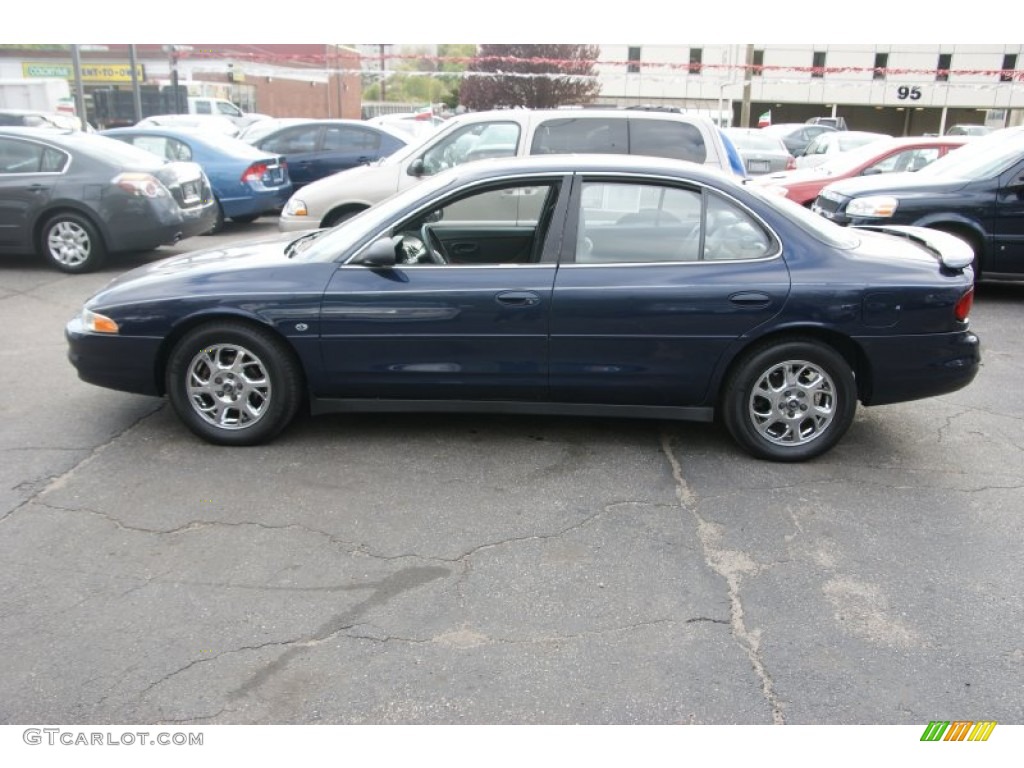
[22,62,145,83]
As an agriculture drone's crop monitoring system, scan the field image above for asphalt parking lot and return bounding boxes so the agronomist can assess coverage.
[1,218,1022,725]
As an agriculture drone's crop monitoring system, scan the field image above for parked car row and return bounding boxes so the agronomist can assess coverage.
[750,135,970,206]
[278,108,739,231]
[0,127,216,272]
[810,125,1024,281]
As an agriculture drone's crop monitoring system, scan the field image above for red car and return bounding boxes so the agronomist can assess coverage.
[749,136,969,206]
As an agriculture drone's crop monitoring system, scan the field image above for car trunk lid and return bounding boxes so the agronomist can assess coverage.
[153,161,212,210]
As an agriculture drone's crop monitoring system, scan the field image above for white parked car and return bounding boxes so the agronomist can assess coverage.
[279,108,737,231]
[795,130,891,169]
[134,114,240,137]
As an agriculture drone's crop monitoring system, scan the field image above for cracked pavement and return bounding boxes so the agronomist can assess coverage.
[1,224,1022,724]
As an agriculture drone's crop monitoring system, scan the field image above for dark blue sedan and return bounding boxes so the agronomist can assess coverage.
[102,127,292,231]
[66,155,980,461]
[248,119,407,191]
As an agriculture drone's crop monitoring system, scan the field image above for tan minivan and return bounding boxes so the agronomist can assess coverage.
[278,108,734,232]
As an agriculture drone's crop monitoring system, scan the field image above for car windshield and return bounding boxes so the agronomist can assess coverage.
[747,186,860,249]
[293,171,463,262]
[914,129,1024,180]
[69,132,169,168]
[816,141,904,175]
[838,133,887,151]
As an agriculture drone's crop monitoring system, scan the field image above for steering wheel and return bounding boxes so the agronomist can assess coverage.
[420,224,449,265]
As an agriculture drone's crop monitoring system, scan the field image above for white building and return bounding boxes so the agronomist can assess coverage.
[598,44,1024,134]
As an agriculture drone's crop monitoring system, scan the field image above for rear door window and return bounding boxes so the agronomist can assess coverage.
[531,118,628,155]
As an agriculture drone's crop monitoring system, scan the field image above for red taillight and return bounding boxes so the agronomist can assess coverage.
[242,162,269,183]
[112,172,166,198]
[954,287,974,322]
[785,155,797,171]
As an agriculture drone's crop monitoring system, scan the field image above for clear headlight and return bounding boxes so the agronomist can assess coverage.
[81,308,119,334]
[847,196,899,218]
[283,198,308,217]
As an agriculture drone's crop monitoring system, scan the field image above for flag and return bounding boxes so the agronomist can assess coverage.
[758,110,772,127]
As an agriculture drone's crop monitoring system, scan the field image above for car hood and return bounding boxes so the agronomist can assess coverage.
[89,231,328,308]
[821,171,970,199]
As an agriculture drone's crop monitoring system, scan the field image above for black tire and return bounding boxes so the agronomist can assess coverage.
[204,199,225,235]
[165,322,303,446]
[39,212,107,273]
[231,214,260,224]
[722,338,857,462]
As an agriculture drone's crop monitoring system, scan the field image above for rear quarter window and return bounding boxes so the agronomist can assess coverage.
[629,118,707,163]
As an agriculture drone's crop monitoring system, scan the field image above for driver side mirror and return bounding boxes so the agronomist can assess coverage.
[351,236,398,267]
[408,158,425,177]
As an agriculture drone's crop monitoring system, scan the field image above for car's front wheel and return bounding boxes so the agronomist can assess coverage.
[40,212,108,273]
[722,339,857,462]
[165,322,303,446]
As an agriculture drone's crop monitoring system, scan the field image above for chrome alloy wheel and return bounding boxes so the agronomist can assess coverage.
[47,220,92,268]
[185,344,272,430]
[748,359,836,446]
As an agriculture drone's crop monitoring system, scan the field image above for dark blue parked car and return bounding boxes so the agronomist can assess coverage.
[248,119,407,191]
[102,127,292,232]
[66,155,980,461]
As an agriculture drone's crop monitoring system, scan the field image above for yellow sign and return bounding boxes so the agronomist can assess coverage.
[23,62,145,83]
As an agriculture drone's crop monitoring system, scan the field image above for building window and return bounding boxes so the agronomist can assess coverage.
[873,53,888,81]
[689,48,703,75]
[1001,53,1017,83]
[752,49,764,77]
[936,53,952,82]
[627,47,641,75]
[812,51,826,79]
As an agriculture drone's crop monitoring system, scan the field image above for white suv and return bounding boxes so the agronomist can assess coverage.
[279,108,735,231]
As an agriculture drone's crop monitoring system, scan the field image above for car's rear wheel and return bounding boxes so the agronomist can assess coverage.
[204,199,225,235]
[40,212,107,273]
[722,339,857,462]
[165,322,303,446]
[231,214,260,224]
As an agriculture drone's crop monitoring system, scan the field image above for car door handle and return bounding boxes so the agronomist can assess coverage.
[451,243,477,255]
[28,184,47,193]
[495,291,540,307]
[729,291,772,307]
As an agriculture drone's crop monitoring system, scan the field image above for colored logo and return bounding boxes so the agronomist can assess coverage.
[921,721,996,741]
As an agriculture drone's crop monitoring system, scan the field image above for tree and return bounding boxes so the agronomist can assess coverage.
[459,45,601,110]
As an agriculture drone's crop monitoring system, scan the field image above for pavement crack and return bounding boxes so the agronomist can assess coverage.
[0,404,165,525]
[661,432,785,725]
[228,565,450,701]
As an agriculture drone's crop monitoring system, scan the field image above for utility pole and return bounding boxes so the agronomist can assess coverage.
[70,45,88,130]
[740,44,754,128]
[379,44,386,102]
[128,45,142,123]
